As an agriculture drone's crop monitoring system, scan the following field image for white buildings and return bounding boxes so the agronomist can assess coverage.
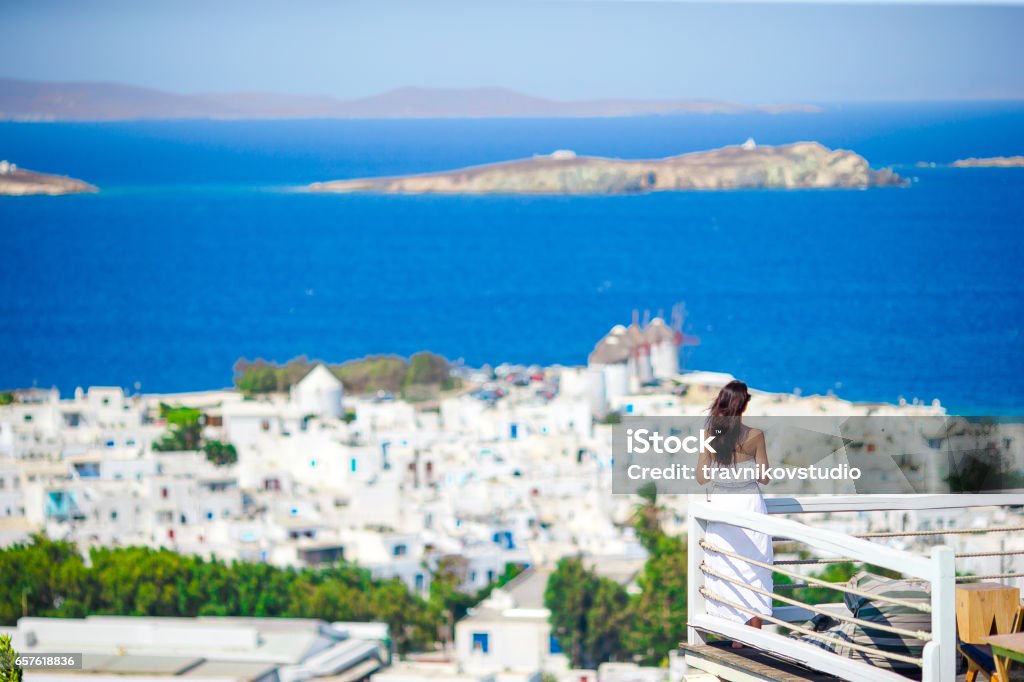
[1,616,390,682]
[0,370,587,594]
[0,351,981,631]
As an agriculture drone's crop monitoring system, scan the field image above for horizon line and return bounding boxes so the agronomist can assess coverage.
[2,76,1024,109]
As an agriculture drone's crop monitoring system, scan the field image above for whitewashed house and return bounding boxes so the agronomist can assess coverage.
[290,363,345,419]
[223,399,306,449]
[456,567,566,674]
[353,398,418,433]
[83,386,139,428]
[0,461,25,519]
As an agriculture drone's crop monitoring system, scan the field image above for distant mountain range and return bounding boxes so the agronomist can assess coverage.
[0,79,822,121]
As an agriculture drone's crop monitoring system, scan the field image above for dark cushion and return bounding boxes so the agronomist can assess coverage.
[793,571,932,672]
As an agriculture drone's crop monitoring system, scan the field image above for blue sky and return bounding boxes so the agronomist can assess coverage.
[1,0,1023,103]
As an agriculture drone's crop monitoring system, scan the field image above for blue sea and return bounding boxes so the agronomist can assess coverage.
[1,102,1023,413]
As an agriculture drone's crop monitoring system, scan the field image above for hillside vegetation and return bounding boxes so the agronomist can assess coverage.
[233,353,458,400]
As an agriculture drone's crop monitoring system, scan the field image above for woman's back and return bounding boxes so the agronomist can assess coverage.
[700,379,774,639]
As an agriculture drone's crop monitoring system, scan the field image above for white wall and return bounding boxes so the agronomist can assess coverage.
[456,616,556,674]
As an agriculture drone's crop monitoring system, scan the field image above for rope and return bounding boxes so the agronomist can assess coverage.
[775,549,1024,565]
[775,557,847,566]
[954,550,1024,559]
[956,573,1024,582]
[854,526,1024,539]
[698,587,924,667]
[700,562,932,641]
[699,539,932,613]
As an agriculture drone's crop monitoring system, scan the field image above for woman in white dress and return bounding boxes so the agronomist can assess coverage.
[696,380,773,648]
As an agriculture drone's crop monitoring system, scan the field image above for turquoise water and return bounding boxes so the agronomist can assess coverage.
[1,103,1022,412]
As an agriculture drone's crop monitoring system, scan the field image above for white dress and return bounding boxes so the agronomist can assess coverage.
[703,458,774,623]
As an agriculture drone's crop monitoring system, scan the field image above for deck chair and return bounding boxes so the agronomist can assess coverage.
[960,603,1024,682]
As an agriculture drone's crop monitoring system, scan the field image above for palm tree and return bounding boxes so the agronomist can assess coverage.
[630,482,664,549]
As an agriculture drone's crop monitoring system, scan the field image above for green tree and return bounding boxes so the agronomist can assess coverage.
[631,482,663,546]
[153,403,202,451]
[625,531,688,665]
[202,440,238,467]
[332,355,407,394]
[234,359,281,395]
[622,488,688,666]
[0,392,14,406]
[545,557,629,669]
[584,577,630,666]
[369,578,434,653]
[0,536,441,655]
[0,534,92,623]
[403,352,449,388]
[232,353,454,398]
[487,562,526,592]
[546,558,593,667]
[0,634,23,682]
[428,556,473,648]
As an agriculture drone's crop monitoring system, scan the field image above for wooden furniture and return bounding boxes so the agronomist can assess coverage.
[985,631,1024,682]
[962,603,1024,682]
[956,583,1021,644]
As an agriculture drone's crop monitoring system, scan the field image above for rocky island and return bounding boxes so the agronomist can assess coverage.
[310,141,902,195]
[950,156,1024,168]
[0,161,98,196]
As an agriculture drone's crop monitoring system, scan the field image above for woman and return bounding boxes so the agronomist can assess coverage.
[696,380,773,648]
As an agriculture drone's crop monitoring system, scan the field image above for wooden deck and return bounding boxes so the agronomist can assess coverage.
[680,641,847,682]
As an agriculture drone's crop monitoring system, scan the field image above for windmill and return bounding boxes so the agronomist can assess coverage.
[629,309,653,386]
[671,303,700,372]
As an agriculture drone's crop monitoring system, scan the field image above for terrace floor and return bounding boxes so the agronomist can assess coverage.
[681,641,1024,682]
[681,641,895,682]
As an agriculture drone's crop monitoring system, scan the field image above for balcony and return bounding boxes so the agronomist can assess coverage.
[684,493,1024,682]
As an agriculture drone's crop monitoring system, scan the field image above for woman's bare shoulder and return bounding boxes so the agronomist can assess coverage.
[740,427,765,448]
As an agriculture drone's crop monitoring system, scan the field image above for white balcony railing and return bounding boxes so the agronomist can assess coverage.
[687,493,1024,682]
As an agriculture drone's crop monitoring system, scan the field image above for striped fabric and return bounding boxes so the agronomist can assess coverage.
[793,571,932,673]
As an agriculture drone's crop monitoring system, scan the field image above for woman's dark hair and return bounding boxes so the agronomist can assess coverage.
[705,380,750,466]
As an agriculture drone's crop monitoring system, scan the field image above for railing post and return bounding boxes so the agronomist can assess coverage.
[928,546,956,682]
[688,497,707,646]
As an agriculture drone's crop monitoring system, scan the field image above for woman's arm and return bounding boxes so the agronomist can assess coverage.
[696,447,713,485]
[752,430,770,485]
